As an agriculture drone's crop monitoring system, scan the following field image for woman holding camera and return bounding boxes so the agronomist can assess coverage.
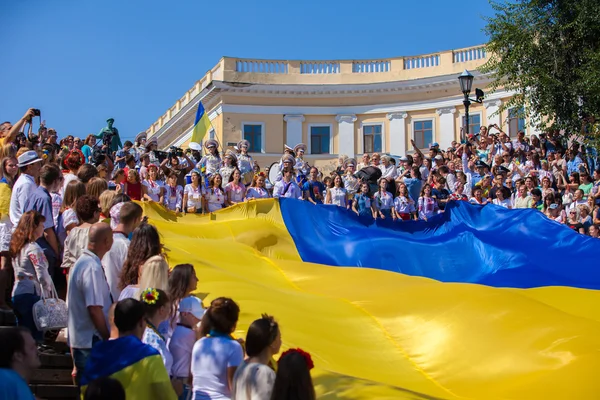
[160,150,194,188]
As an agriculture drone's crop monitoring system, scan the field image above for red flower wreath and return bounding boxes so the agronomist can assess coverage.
[279,348,314,370]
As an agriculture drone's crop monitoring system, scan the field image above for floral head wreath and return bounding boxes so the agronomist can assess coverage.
[279,348,314,370]
[69,149,85,165]
[141,288,159,305]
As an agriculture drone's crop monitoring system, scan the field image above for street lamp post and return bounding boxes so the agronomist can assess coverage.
[458,70,484,139]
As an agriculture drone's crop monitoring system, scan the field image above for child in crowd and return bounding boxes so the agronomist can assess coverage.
[169,296,204,400]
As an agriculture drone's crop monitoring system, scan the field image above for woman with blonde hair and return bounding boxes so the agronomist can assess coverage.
[99,190,117,223]
[119,255,169,301]
[87,177,108,199]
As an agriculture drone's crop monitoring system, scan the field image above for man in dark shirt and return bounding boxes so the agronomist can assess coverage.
[24,164,61,277]
[488,167,510,200]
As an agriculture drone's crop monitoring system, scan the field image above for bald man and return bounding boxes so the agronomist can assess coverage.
[67,222,114,386]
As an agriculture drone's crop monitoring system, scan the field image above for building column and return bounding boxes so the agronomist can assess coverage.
[335,115,357,157]
[484,99,502,127]
[436,107,457,150]
[283,115,305,146]
[387,112,408,156]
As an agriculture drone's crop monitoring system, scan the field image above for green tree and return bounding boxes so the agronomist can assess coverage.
[481,0,600,143]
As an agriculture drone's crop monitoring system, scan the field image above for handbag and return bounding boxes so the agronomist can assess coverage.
[32,283,68,331]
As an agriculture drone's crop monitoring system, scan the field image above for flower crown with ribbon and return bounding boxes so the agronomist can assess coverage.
[279,348,314,370]
[141,288,160,305]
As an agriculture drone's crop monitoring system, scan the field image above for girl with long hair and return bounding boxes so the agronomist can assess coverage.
[392,183,416,221]
[245,173,270,200]
[270,349,316,400]
[325,174,348,209]
[225,168,246,206]
[232,314,282,400]
[204,173,226,213]
[192,297,243,400]
[9,211,51,342]
[165,264,199,337]
[418,184,440,220]
[352,182,375,218]
[183,169,203,214]
[118,223,163,296]
[60,180,86,237]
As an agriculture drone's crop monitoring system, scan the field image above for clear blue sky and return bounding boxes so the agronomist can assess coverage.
[0,0,494,142]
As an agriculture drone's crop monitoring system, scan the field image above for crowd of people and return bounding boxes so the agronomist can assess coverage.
[0,107,598,400]
[0,109,316,400]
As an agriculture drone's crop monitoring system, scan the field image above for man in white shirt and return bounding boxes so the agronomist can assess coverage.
[273,169,302,199]
[9,151,43,228]
[67,223,114,386]
[102,202,143,300]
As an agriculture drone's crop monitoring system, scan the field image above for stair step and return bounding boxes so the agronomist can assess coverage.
[31,368,73,384]
[40,354,73,369]
[29,384,78,400]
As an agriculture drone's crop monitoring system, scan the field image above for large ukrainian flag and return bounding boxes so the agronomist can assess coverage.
[141,199,600,399]
[191,101,211,144]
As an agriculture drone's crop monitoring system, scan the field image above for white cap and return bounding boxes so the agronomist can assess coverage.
[179,296,204,320]
[189,142,202,151]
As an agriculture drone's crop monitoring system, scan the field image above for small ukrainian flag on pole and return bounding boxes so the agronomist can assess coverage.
[191,101,211,144]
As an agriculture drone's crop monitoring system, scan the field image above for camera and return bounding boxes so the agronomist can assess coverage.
[169,146,184,157]
[32,109,41,117]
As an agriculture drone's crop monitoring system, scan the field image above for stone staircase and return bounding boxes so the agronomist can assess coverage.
[0,310,78,400]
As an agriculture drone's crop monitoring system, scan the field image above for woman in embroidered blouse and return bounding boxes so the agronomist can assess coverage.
[225,168,246,206]
[245,173,271,200]
[373,178,394,219]
[325,174,348,209]
[418,184,439,220]
[9,211,52,342]
[164,172,184,212]
[183,169,204,214]
[392,183,416,221]
[352,182,375,218]
[143,164,164,203]
[204,173,226,213]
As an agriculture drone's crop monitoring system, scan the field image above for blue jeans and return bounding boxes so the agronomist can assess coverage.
[12,293,42,342]
[179,383,191,400]
[73,336,101,387]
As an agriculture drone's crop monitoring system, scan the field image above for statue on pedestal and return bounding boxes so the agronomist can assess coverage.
[96,117,122,154]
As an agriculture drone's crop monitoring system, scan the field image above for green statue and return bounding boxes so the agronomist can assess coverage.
[96,117,123,154]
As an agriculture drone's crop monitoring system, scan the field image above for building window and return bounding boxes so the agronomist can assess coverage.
[243,124,262,153]
[363,125,382,153]
[413,120,433,150]
[508,107,525,138]
[462,113,481,135]
[209,129,215,140]
[310,126,330,154]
